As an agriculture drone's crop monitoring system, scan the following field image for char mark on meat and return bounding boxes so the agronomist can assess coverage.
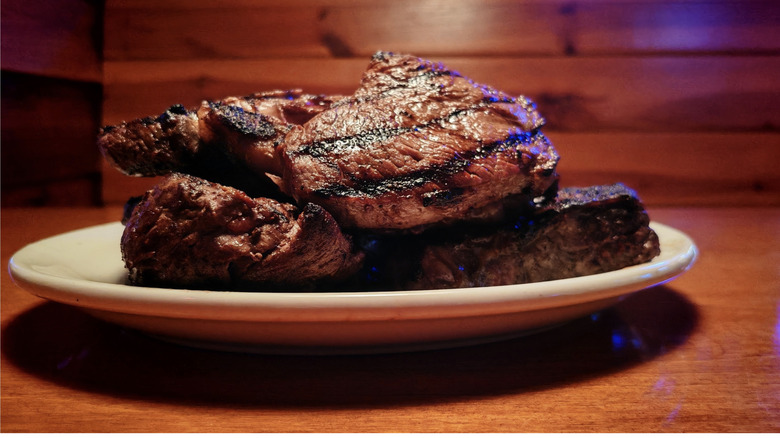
[98,90,340,186]
[197,90,342,178]
[311,131,554,200]
[279,51,559,231]
[203,101,277,138]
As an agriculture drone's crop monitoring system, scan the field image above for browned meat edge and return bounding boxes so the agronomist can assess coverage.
[345,183,660,291]
[121,173,364,291]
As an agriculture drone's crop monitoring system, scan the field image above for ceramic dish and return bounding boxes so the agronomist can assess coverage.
[9,222,697,354]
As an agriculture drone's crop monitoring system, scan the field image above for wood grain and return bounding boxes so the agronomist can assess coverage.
[102,56,780,131]
[1,0,103,206]
[104,0,780,60]
[1,0,103,82]
[1,72,102,207]
[2,206,779,432]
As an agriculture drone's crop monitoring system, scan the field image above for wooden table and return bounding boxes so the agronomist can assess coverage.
[2,206,778,432]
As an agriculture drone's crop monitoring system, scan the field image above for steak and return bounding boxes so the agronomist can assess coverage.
[102,52,662,293]
[121,179,659,292]
[349,183,660,290]
[121,173,364,290]
[98,89,338,181]
[279,51,560,231]
[197,90,341,178]
[98,53,560,232]
[98,104,201,177]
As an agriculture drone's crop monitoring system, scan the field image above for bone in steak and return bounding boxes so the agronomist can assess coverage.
[279,51,560,231]
[349,183,660,291]
[121,173,364,290]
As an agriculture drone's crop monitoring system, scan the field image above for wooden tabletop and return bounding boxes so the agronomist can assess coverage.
[2,206,778,433]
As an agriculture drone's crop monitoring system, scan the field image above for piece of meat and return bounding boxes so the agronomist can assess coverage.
[98,90,339,180]
[104,53,660,295]
[98,104,201,177]
[348,183,660,290]
[279,51,560,231]
[197,89,342,177]
[121,173,364,291]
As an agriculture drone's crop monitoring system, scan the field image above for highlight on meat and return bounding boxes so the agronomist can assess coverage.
[100,51,660,291]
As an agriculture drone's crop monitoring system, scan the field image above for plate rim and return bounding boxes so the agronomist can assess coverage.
[8,221,698,323]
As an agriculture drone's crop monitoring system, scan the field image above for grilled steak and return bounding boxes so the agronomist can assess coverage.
[121,179,658,292]
[121,173,364,290]
[99,53,560,233]
[279,51,560,231]
[103,52,662,293]
[197,90,341,177]
[98,90,338,181]
[98,104,201,177]
[349,183,660,290]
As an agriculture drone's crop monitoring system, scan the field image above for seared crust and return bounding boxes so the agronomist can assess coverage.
[197,90,340,177]
[350,183,660,290]
[121,173,364,290]
[103,53,661,293]
[280,51,560,231]
[98,104,200,176]
[98,90,340,180]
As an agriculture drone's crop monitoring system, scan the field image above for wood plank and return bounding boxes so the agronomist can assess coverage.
[101,58,368,123]
[2,72,102,200]
[574,1,780,55]
[550,131,780,207]
[104,0,780,60]
[1,0,102,81]
[1,176,101,207]
[102,56,780,132]
[449,56,780,132]
[100,132,780,207]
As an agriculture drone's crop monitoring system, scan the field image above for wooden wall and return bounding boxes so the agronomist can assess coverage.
[1,0,104,206]
[87,1,780,206]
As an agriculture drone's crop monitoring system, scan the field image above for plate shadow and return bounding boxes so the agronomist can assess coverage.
[2,285,698,408]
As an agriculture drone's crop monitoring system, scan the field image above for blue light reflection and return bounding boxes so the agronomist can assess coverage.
[774,302,780,360]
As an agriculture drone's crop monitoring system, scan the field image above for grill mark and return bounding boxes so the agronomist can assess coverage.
[209,101,276,138]
[294,99,517,158]
[313,131,549,199]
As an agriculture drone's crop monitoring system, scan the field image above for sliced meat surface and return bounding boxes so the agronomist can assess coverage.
[348,183,660,290]
[121,173,364,290]
[279,51,560,231]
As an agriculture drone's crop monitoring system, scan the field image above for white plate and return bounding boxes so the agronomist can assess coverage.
[8,222,697,355]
